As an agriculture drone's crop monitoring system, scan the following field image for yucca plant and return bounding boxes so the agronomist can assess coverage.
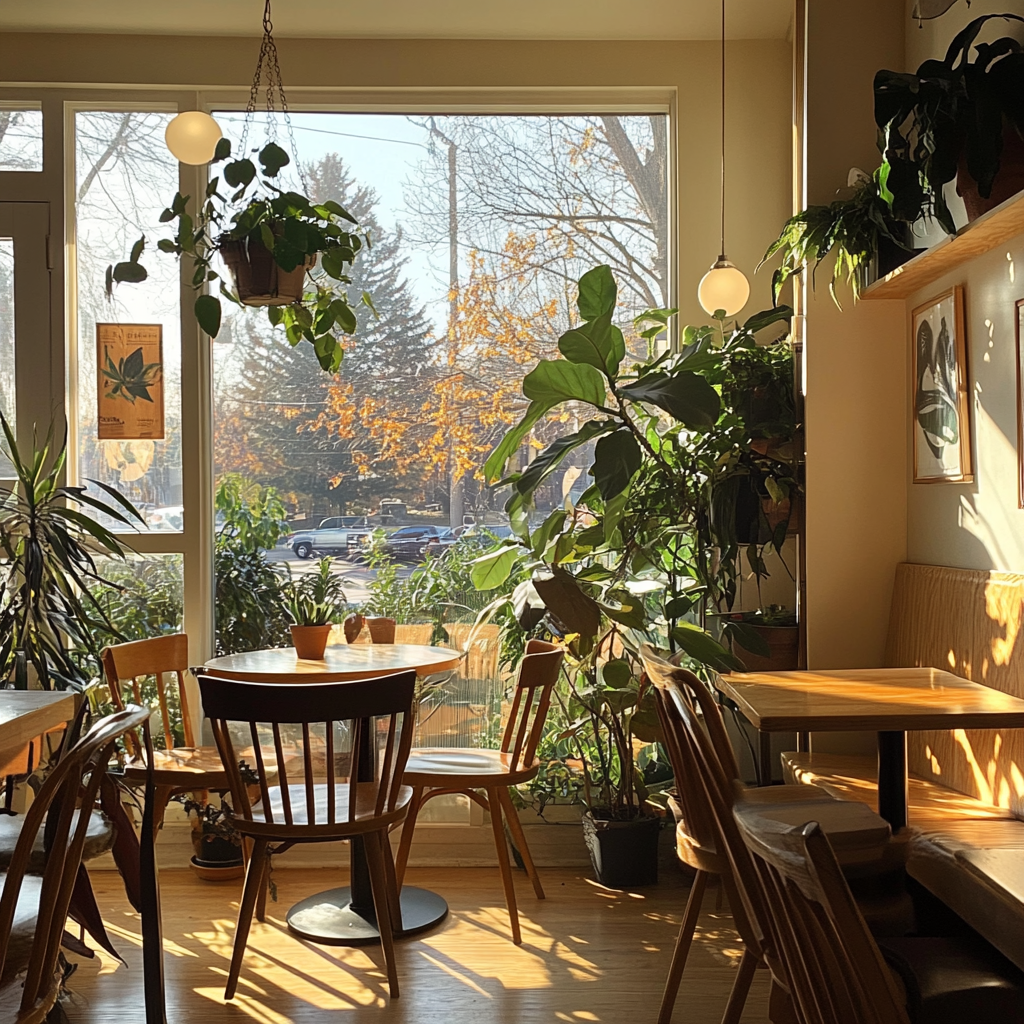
[284,557,347,626]
[0,416,144,690]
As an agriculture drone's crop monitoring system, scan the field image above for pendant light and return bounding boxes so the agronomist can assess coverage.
[698,0,750,319]
[165,110,223,166]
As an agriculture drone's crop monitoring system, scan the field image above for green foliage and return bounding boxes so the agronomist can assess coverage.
[284,558,347,626]
[108,140,374,373]
[875,14,1024,235]
[214,476,291,656]
[0,416,144,690]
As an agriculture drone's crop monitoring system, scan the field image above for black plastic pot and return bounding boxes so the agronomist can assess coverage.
[582,812,660,888]
[192,831,242,867]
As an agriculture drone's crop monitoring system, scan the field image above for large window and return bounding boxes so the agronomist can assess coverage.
[0,103,43,172]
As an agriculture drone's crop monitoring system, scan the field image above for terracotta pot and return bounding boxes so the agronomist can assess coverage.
[366,617,396,644]
[956,122,1024,221]
[291,623,331,660]
[220,235,312,307]
[735,623,800,672]
[343,613,365,644]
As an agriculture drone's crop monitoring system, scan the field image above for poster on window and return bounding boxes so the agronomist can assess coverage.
[96,323,164,440]
[912,287,972,483]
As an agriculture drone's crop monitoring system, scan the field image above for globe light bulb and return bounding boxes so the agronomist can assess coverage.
[165,111,222,165]
[698,256,750,318]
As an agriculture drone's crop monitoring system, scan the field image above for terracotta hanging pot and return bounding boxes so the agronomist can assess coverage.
[290,624,331,660]
[220,233,313,307]
[956,122,1024,222]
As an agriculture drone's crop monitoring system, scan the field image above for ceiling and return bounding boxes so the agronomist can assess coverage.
[0,0,793,40]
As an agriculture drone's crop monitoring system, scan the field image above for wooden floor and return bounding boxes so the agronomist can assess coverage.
[60,865,770,1023]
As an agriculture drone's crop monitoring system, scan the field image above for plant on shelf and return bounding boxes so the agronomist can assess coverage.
[473,264,799,885]
[285,557,347,659]
[0,416,144,690]
[760,168,913,306]
[875,13,1024,230]
[108,139,374,373]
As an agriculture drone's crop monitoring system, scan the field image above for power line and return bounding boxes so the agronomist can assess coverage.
[216,113,426,149]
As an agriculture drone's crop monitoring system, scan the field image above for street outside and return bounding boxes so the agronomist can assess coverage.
[265,546,413,605]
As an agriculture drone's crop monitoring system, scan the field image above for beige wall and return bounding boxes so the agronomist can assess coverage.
[902,1,1024,573]
[0,32,792,330]
[802,0,908,673]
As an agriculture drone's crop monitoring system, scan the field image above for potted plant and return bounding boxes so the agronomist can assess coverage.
[180,795,244,881]
[108,140,374,373]
[285,557,347,659]
[721,605,799,672]
[760,168,915,306]
[875,13,1024,230]
[0,415,144,690]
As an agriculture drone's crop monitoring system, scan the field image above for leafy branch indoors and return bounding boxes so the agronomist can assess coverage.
[0,416,145,690]
[108,140,375,373]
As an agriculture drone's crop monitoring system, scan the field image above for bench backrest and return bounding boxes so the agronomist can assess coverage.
[886,562,1024,815]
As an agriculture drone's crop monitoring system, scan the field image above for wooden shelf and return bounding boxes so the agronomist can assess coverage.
[862,190,1024,300]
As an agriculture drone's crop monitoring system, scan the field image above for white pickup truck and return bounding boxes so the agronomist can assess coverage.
[286,516,370,559]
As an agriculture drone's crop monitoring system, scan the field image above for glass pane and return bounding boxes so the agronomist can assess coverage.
[0,239,15,475]
[0,105,43,172]
[75,112,182,531]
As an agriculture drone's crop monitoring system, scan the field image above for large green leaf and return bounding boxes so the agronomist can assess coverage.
[471,546,518,591]
[592,429,642,500]
[194,294,222,338]
[259,142,290,177]
[523,360,606,408]
[577,264,617,320]
[484,400,550,484]
[671,623,745,672]
[534,570,601,640]
[620,371,720,429]
[741,305,793,336]
[516,420,614,498]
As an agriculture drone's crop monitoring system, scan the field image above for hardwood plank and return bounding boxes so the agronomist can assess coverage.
[59,866,769,1023]
[862,189,1024,300]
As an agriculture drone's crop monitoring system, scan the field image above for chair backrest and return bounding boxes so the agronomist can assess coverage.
[499,639,564,772]
[102,634,194,754]
[732,812,911,1024]
[197,671,417,834]
[0,704,149,1017]
[640,644,740,780]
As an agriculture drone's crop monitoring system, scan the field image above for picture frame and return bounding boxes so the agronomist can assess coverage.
[96,323,165,441]
[1017,298,1024,508]
[911,286,972,484]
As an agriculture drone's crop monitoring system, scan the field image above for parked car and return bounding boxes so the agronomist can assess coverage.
[372,524,450,561]
[420,527,457,557]
[146,505,183,531]
[288,516,370,559]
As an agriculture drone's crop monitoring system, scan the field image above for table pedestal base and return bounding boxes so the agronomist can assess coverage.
[286,886,448,946]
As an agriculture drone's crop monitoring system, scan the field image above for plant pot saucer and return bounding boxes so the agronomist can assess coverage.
[189,855,244,882]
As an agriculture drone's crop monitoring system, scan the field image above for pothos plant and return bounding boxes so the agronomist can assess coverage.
[470,265,797,816]
[108,140,374,373]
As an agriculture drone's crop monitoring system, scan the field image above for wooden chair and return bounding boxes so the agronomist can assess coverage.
[394,638,564,945]
[197,670,418,1000]
[102,634,231,829]
[0,703,149,1023]
[733,811,1024,1023]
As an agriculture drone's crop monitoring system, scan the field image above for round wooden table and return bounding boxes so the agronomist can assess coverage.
[202,643,463,946]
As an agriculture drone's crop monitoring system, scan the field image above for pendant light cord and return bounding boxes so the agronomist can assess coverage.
[720,0,727,258]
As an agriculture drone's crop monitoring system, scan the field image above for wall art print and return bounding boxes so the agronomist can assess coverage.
[96,323,164,441]
[912,286,972,483]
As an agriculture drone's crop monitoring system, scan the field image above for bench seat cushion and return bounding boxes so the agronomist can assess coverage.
[908,820,1024,971]
[781,752,1015,824]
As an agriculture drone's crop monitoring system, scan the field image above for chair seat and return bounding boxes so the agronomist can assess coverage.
[0,808,113,872]
[123,745,228,788]
[242,782,413,836]
[404,747,539,787]
[880,935,1024,1023]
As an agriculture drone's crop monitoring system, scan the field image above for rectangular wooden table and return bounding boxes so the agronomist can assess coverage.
[0,689,79,768]
[716,667,1024,830]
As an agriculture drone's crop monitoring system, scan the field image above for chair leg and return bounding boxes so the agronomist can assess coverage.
[487,791,522,945]
[255,845,271,923]
[364,830,401,998]
[495,785,544,900]
[658,869,708,1024]
[379,829,403,932]
[394,786,424,889]
[721,947,758,1024]
[225,837,269,1000]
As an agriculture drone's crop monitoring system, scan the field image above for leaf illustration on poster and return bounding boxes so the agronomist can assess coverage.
[96,323,164,440]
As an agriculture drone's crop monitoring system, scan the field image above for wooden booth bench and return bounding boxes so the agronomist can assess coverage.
[780,563,1024,969]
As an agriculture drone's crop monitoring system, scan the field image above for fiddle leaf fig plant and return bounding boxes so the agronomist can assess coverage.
[107,139,374,373]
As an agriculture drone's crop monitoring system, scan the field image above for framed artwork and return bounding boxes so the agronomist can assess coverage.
[1017,299,1024,508]
[912,286,972,483]
[96,323,164,440]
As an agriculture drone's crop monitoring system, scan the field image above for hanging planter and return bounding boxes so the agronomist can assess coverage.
[106,0,377,374]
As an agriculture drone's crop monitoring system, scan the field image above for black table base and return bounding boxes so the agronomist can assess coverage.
[287,885,448,945]
[877,730,908,831]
